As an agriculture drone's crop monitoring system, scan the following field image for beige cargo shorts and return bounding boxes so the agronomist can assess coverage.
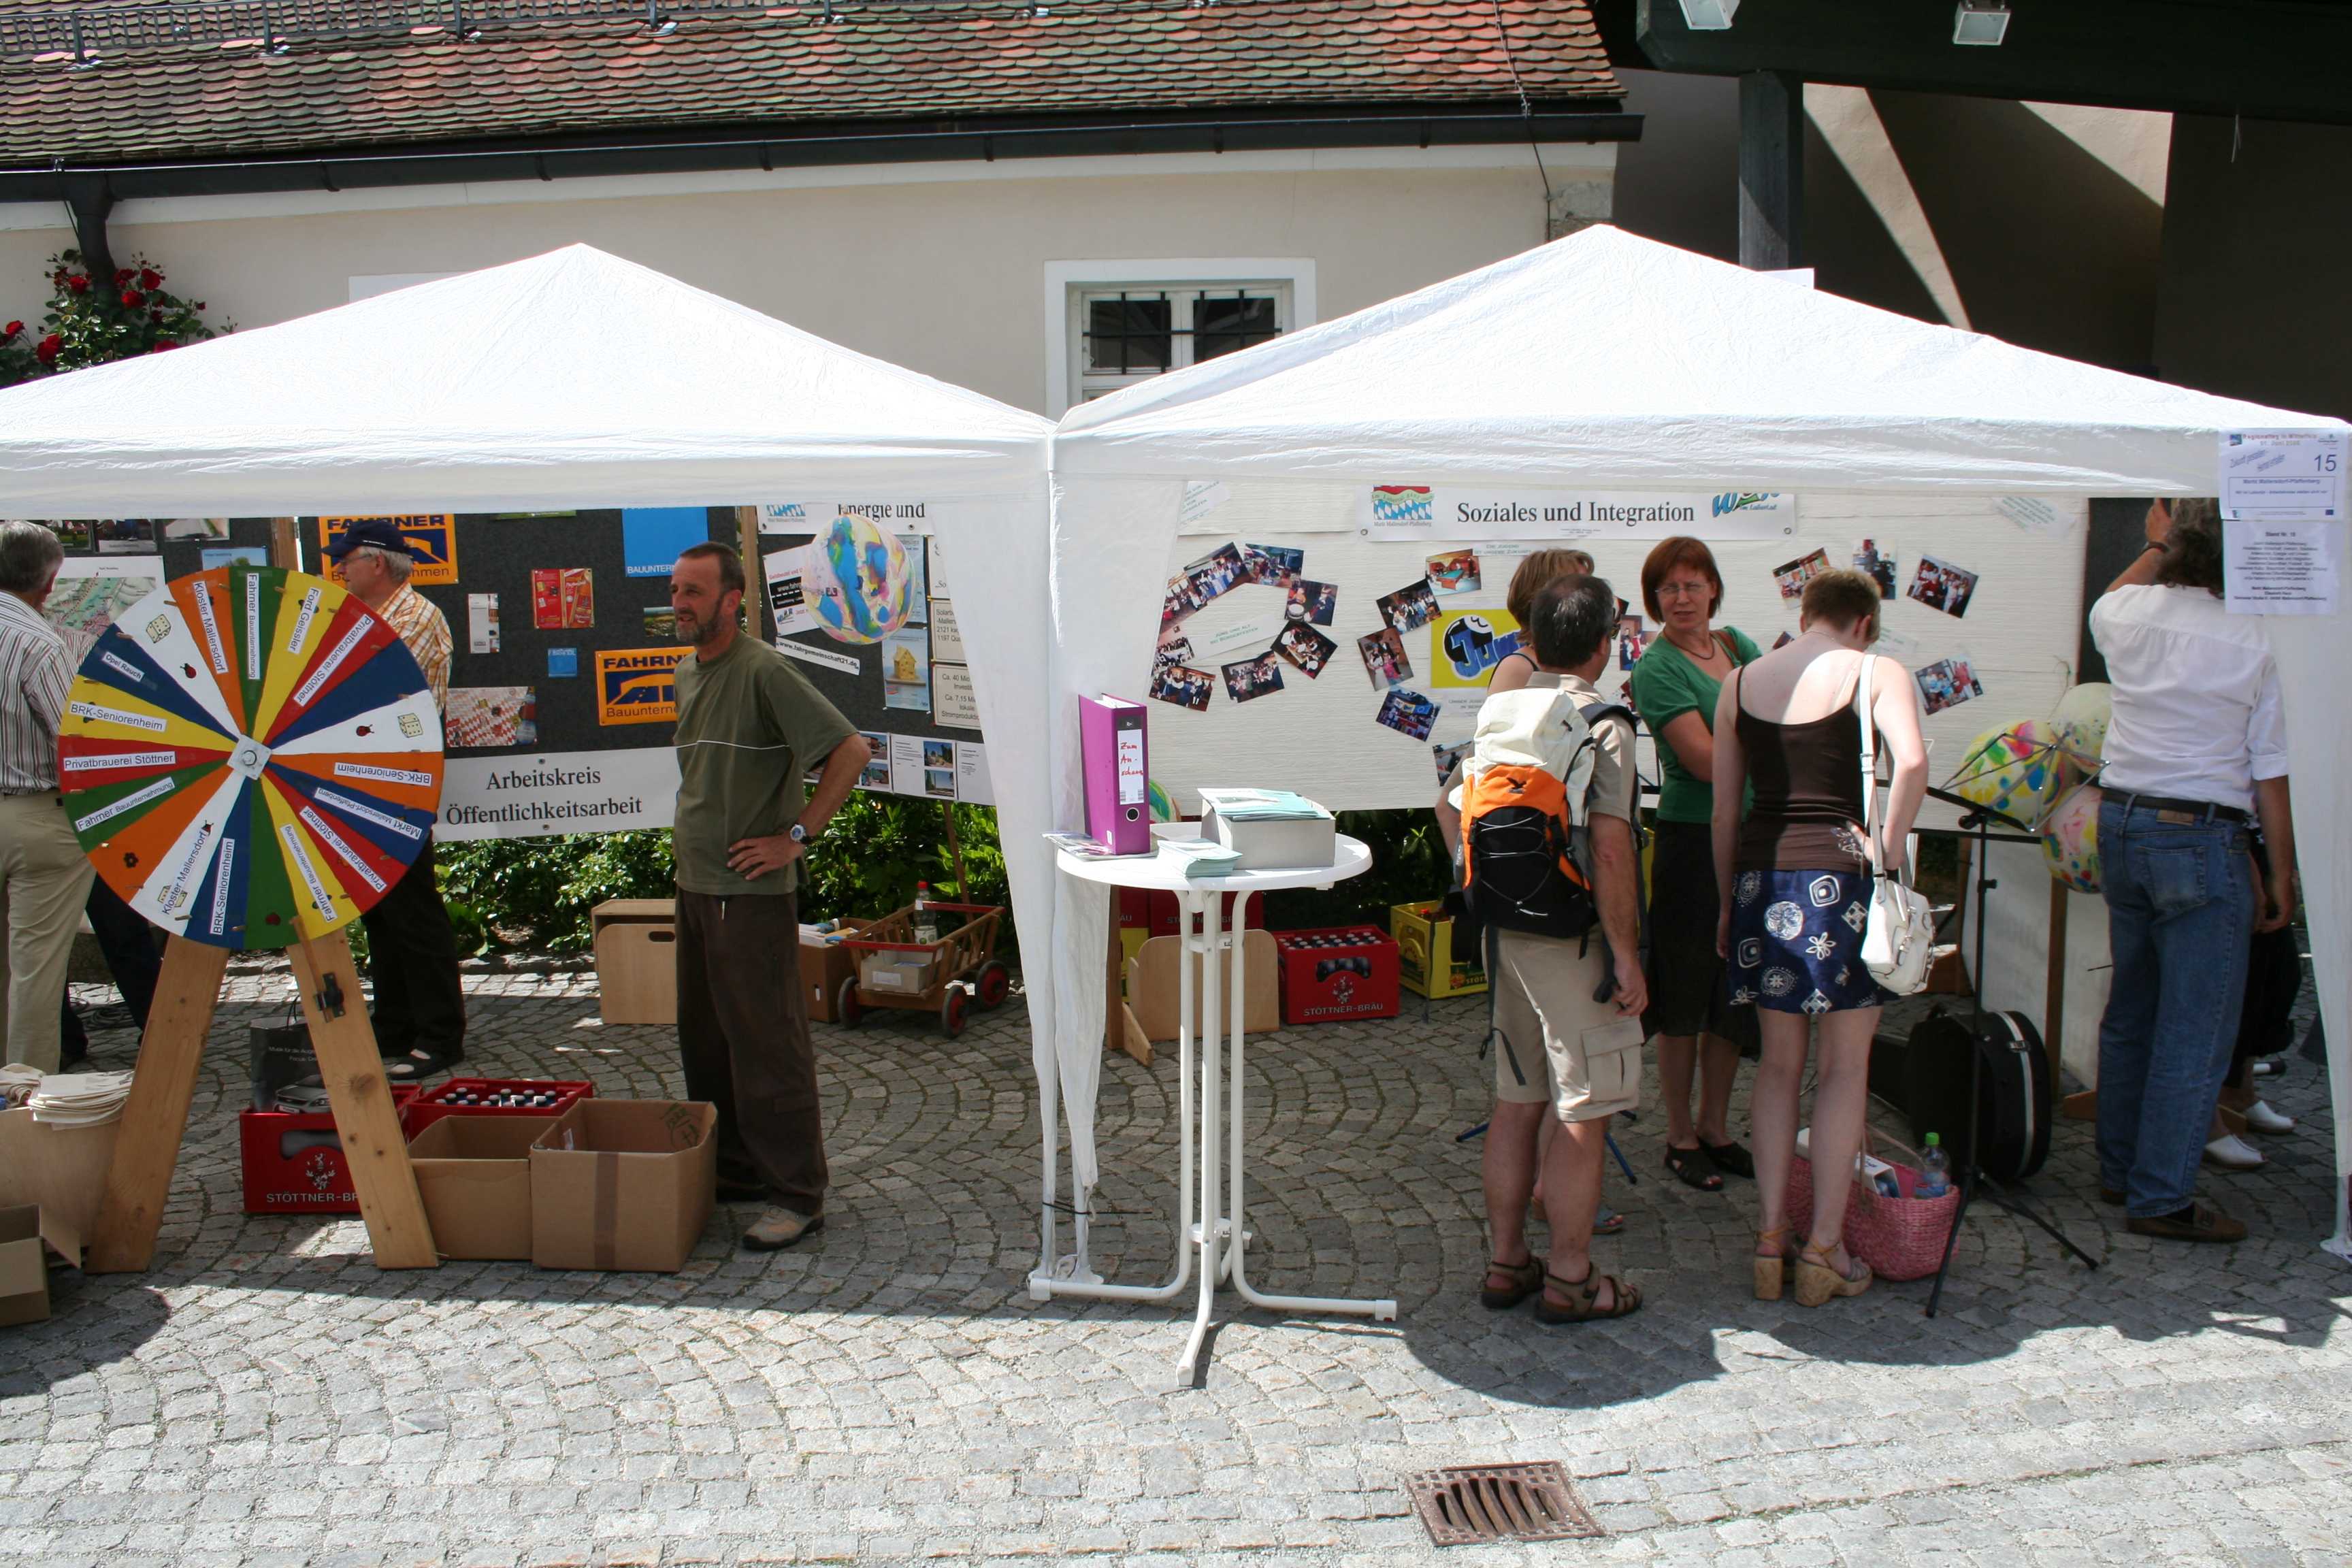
[1488,928,1644,1124]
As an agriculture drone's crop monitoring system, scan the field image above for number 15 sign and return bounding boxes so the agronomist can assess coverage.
[2219,428,2347,522]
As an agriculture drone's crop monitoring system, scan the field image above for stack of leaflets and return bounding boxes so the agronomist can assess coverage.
[1158,836,1244,880]
[1045,830,1121,860]
[26,1071,135,1128]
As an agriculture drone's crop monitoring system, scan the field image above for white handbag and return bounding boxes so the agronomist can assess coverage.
[1855,655,1936,996]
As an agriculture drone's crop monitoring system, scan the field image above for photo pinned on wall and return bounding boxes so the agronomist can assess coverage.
[201,546,267,571]
[1155,627,1196,670]
[1273,621,1337,678]
[1914,656,1984,716]
[1358,627,1413,688]
[530,567,595,631]
[1772,548,1833,600]
[1424,549,1482,597]
[39,520,93,553]
[642,607,679,640]
[161,518,229,540]
[1149,663,1215,712]
[468,593,501,655]
[1286,578,1339,626]
[1376,578,1440,635]
[856,731,893,791]
[1183,542,1248,608]
[1431,736,1473,783]
[445,687,538,749]
[93,518,156,555]
[1852,539,1897,599]
[1241,543,1303,588]
[1375,687,1439,741]
[1223,651,1286,704]
[1616,613,1648,670]
[1907,553,1979,618]
[922,739,957,800]
[883,627,932,712]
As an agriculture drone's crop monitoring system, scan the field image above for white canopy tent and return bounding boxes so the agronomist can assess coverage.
[0,244,1064,1134]
[1046,225,2352,1259]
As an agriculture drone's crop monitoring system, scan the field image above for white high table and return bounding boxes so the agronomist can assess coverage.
[1034,826,1394,1382]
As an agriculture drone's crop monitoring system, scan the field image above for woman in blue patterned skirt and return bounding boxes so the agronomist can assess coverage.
[1710,569,1927,1307]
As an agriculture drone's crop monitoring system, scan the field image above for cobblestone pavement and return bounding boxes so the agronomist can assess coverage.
[4,963,2347,1567]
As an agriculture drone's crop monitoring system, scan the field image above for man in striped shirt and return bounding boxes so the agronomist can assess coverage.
[328,520,465,1081]
[0,521,96,1073]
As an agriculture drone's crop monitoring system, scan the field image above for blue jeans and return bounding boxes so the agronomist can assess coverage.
[2094,800,2255,1217]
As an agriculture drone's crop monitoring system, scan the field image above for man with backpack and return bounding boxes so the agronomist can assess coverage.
[1454,574,1650,1324]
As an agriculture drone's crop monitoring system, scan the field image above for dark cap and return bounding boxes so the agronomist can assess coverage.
[325,518,422,561]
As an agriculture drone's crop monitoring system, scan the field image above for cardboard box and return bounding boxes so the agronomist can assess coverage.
[860,951,937,996]
[408,1115,552,1261]
[406,1077,593,1134]
[1390,901,1488,999]
[0,1108,119,1266]
[1125,930,1279,1043]
[0,1205,50,1328]
[529,1100,716,1273]
[238,1088,421,1214]
[1117,889,1267,938]
[1275,926,1402,1025]
[802,920,870,1022]
[592,898,676,1026]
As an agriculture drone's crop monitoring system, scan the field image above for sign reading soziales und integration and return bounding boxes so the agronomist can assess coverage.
[2219,429,2345,521]
[595,647,689,725]
[1361,486,1797,542]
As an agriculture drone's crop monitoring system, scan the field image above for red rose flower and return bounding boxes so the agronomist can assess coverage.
[114,267,132,285]
[153,339,177,351]
[1,321,18,340]
[65,274,88,294]
[120,289,144,308]
[138,267,162,290]
[35,333,61,363]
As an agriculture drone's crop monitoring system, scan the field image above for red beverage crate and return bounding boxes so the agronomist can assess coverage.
[406,1078,594,1134]
[1273,926,1401,1025]
[239,1087,421,1215]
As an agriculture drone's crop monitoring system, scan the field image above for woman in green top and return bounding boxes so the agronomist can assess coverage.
[1629,538,1763,1192]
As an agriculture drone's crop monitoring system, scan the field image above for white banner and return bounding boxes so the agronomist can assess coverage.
[1359,485,1797,543]
[440,747,680,839]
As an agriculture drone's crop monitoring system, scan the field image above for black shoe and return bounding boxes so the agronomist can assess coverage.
[1700,1139,1756,1180]
[382,1047,461,1082]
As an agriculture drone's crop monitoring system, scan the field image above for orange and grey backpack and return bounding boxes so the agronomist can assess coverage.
[1454,685,1637,945]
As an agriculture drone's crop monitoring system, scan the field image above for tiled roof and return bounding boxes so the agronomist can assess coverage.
[0,0,1619,165]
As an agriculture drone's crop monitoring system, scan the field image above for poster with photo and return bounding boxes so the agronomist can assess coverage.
[1431,737,1473,783]
[201,546,267,570]
[1223,651,1285,704]
[1241,543,1303,588]
[93,518,156,555]
[856,730,893,791]
[1150,663,1215,711]
[1285,578,1339,626]
[1161,542,1247,624]
[1155,627,1196,670]
[763,546,816,636]
[1273,622,1337,678]
[446,687,538,749]
[1616,613,1647,670]
[468,593,501,654]
[44,557,165,666]
[1773,548,1833,600]
[1914,657,1984,715]
[1375,688,1439,741]
[1358,627,1413,688]
[933,662,981,730]
[1852,539,1897,599]
[921,738,957,800]
[1907,554,1979,617]
[1377,578,1439,635]
[161,518,229,541]
[531,568,595,630]
[1424,549,1481,596]
[883,627,931,711]
[1431,609,1521,687]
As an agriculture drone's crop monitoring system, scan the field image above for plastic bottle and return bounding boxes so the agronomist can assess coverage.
[913,883,939,947]
[1916,1133,1950,1198]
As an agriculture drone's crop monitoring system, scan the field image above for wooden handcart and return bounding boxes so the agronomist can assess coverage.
[834,900,1012,1037]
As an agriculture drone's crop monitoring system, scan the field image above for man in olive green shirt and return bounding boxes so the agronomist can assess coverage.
[669,542,870,1251]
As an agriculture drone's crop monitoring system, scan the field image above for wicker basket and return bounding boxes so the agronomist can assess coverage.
[1785,1130,1961,1282]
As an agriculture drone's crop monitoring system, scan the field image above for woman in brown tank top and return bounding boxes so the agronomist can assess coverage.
[1710,570,1928,1309]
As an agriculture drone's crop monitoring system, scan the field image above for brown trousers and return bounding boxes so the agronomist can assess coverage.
[675,889,827,1213]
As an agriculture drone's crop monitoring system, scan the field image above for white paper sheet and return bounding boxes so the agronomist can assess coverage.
[2225,518,2340,616]
[955,741,994,805]
[2220,429,2347,522]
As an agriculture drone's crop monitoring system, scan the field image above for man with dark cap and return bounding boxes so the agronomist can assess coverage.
[325,519,466,1081]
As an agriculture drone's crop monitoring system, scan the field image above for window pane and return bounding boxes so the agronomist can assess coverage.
[1085,297,1171,374]
[1194,294,1279,361]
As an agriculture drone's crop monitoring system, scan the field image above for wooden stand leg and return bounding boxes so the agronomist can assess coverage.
[85,937,231,1273]
[287,931,438,1269]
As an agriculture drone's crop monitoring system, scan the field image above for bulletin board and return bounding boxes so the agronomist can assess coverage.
[1141,482,2091,828]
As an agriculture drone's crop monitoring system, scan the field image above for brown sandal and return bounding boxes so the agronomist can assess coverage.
[1794,1240,1872,1307]
[1480,1256,1545,1310]
[1534,1266,1642,1324]
[1752,1225,1793,1301]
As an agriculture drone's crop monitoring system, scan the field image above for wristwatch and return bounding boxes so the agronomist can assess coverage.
[789,823,811,845]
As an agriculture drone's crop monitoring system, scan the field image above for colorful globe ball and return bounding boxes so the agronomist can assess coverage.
[2041,783,2103,893]
[2050,682,2112,787]
[1949,719,2067,828]
[808,514,917,645]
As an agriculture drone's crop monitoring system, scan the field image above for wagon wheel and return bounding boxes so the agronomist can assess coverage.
[975,960,1011,1010]
[940,987,970,1038]
[836,977,864,1028]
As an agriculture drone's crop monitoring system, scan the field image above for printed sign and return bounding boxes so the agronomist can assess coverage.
[1428,609,1522,689]
[1361,486,1796,543]
[621,507,713,578]
[440,748,681,838]
[316,516,459,585]
[2219,429,2345,522]
[594,647,689,726]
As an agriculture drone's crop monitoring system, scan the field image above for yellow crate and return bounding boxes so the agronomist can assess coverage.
[1390,900,1488,998]
[1118,927,1148,995]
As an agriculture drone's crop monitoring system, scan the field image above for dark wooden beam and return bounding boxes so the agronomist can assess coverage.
[1635,0,2352,128]
[1739,70,1803,270]
[61,174,115,286]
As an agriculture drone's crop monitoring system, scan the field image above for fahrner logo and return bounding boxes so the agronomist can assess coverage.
[1370,485,1435,524]
[1711,491,1782,517]
[595,648,689,726]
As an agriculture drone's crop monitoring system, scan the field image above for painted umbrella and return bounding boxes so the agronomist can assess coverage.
[56,565,444,950]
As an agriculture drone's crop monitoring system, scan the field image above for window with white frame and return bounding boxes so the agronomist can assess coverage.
[1070,281,1290,402]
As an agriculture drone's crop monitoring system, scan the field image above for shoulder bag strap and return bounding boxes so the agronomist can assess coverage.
[1854,654,1885,878]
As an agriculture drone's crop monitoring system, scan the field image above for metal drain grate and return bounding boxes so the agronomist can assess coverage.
[1406,1461,1602,1546]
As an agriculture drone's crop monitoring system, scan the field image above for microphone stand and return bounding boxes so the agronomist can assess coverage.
[1918,784,2099,1318]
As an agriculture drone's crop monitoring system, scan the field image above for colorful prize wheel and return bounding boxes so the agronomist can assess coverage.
[57,564,444,949]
